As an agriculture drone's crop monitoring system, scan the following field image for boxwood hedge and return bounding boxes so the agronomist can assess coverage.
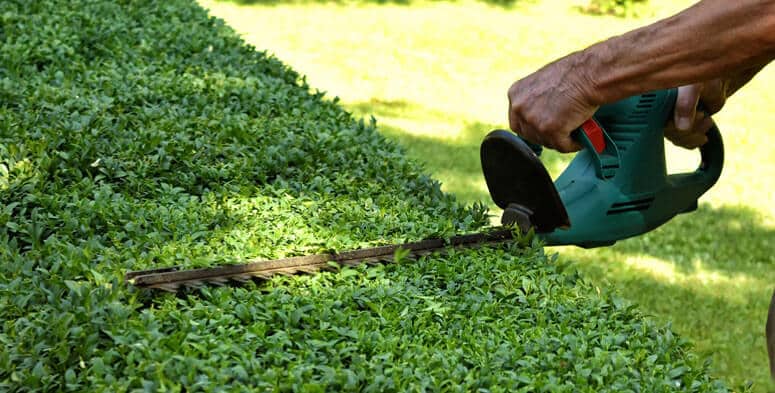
[0,0,728,391]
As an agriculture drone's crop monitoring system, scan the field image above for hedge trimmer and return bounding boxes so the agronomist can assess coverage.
[126,88,723,292]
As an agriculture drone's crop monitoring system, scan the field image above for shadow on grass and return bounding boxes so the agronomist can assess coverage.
[606,204,774,277]
[576,251,772,391]
[213,0,522,7]
[349,98,422,119]
[347,98,572,208]
[556,203,775,390]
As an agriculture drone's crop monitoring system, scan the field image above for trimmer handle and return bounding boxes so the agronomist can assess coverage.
[666,122,724,192]
[573,89,724,192]
[664,100,724,191]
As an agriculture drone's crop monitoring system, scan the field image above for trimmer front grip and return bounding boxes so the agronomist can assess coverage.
[667,123,724,194]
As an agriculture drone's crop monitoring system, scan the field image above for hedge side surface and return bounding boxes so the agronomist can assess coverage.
[0,0,727,391]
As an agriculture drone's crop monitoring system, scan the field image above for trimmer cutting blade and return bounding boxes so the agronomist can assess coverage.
[480,130,570,233]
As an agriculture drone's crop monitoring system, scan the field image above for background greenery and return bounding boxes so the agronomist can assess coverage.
[584,0,649,16]
[199,0,775,389]
[0,0,733,391]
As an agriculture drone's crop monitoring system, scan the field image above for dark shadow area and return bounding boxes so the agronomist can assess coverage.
[349,98,415,119]
[602,204,774,277]
[375,123,571,205]
[382,123,492,204]
[571,0,650,18]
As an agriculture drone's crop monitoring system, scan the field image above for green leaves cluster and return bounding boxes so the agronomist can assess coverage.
[0,0,725,391]
[583,0,649,17]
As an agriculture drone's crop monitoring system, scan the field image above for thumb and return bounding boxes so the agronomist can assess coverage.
[674,84,702,131]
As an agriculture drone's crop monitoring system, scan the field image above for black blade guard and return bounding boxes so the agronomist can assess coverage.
[480,130,570,232]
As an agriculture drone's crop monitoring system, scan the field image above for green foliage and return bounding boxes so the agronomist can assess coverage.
[0,0,727,391]
[217,0,521,8]
[584,0,649,17]
[202,0,775,388]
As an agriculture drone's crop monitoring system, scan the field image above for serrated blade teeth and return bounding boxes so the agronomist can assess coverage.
[124,229,515,293]
[154,283,180,293]
[252,272,273,280]
[208,277,229,286]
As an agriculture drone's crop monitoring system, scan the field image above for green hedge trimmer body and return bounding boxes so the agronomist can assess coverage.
[481,88,724,248]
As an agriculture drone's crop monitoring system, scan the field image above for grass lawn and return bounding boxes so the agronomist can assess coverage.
[201,0,775,389]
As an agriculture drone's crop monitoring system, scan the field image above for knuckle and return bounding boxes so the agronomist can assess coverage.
[509,96,525,113]
[676,84,701,112]
[710,79,725,94]
[700,86,726,114]
[547,135,569,153]
[556,143,574,153]
[541,117,563,135]
[507,82,520,99]
[707,97,725,114]
[520,111,540,130]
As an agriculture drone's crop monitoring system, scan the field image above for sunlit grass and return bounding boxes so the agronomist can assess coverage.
[201,0,775,389]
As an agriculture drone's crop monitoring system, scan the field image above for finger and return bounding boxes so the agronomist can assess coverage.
[547,133,582,153]
[669,118,714,149]
[520,127,545,147]
[508,103,519,134]
[664,127,680,144]
[663,120,684,144]
[669,132,704,149]
[675,84,702,131]
[664,126,696,149]
[507,84,519,134]
[696,115,715,136]
[699,79,727,114]
[680,133,709,149]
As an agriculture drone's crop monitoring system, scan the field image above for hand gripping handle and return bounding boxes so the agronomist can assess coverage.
[667,122,724,191]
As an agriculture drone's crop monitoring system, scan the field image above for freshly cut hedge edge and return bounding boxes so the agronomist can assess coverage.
[0,0,727,391]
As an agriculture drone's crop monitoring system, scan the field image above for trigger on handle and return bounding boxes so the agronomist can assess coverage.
[573,118,620,180]
[579,119,606,153]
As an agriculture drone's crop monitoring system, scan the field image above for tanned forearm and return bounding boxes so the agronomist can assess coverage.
[581,0,775,105]
[508,0,775,152]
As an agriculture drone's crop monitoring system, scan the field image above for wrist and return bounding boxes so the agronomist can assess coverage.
[573,45,609,106]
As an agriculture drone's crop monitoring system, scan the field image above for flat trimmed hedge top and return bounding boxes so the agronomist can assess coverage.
[0,0,727,391]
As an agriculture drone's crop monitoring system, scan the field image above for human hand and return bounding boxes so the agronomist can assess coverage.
[666,62,766,149]
[507,55,599,153]
[664,81,726,149]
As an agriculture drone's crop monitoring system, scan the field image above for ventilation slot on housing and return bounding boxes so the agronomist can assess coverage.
[611,136,636,152]
[606,197,654,215]
[628,93,657,121]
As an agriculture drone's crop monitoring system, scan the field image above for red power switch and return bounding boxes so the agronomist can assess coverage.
[581,119,606,153]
